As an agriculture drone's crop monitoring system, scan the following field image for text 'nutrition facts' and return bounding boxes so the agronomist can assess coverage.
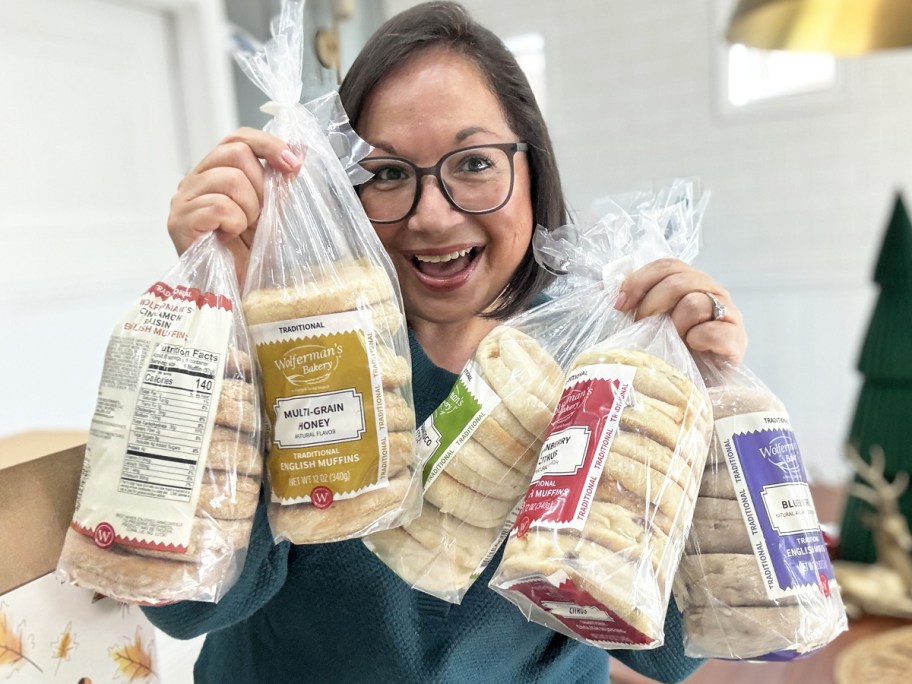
[120,344,221,502]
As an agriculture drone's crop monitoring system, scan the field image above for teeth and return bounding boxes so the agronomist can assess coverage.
[414,248,472,263]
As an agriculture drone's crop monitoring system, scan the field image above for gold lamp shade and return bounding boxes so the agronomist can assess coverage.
[726,0,912,55]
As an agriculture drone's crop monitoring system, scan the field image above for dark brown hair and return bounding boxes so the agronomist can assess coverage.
[338,1,568,319]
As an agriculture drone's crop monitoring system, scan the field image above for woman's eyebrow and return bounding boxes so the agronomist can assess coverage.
[455,126,496,142]
[366,127,497,157]
[368,139,399,155]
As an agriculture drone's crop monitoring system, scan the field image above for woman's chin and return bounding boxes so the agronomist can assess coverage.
[402,290,492,328]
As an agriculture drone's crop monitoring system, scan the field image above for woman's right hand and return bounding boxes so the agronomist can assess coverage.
[167,127,303,284]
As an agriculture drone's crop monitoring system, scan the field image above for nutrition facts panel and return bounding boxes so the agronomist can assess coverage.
[120,343,222,502]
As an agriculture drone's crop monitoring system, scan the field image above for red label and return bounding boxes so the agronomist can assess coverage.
[147,281,174,300]
[507,577,654,646]
[516,369,630,533]
[311,486,334,509]
[145,281,233,311]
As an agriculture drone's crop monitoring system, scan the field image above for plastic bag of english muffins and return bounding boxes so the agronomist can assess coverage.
[672,355,847,660]
[56,232,263,605]
[234,1,419,543]
[363,296,606,603]
[490,180,715,649]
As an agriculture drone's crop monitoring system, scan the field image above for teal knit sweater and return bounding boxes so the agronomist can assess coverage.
[143,329,703,683]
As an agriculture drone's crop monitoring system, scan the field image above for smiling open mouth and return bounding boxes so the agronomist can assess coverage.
[412,247,479,278]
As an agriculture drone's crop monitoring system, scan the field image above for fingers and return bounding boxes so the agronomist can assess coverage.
[616,258,748,362]
[177,170,261,234]
[665,290,736,337]
[674,292,748,362]
[167,128,305,258]
[167,172,256,256]
[616,258,717,318]
[171,193,249,243]
[684,318,748,362]
[193,127,303,178]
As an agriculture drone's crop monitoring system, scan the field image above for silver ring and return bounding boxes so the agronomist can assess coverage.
[704,291,726,321]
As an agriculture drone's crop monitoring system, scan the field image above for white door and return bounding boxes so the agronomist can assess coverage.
[0,2,234,680]
[0,0,236,437]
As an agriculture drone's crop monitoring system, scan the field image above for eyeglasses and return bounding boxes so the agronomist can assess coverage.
[357,142,528,224]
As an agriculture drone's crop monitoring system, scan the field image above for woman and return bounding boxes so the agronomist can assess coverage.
[148,3,746,682]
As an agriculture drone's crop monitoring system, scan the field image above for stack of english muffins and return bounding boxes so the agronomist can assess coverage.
[366,326,564,601]
[243,258,420,543]
[496,345,713,644]
[59,348,262,604]
[675,385,846,659]
[243,258,405,338]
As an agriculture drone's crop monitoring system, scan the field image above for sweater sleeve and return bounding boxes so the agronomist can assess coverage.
[141,499,291,640]
[607,604,704,684]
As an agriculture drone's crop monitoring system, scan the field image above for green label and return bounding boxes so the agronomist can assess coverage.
[418,361,501,488]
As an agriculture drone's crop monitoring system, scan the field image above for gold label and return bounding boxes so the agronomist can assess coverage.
[250,310,385,503]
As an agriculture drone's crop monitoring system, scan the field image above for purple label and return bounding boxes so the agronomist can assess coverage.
[744,647,815,662]
[717,413,835,601]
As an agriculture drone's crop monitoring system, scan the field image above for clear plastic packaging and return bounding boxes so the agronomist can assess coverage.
[490,180,714,649]
[673,355,848,660]
[56,233,262,604]
[236,0,420,543]
[364,318,572,603]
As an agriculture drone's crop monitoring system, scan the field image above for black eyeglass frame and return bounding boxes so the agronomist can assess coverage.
[359,142,529,224]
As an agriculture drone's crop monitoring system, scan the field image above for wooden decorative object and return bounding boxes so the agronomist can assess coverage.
[833,445,912,619]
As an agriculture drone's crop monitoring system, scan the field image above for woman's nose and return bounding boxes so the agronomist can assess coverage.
[408,175,461,232]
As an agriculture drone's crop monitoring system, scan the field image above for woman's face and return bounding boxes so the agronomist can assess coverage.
[356,49,533,329]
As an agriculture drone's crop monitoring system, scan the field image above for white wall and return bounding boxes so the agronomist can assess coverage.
[0,3,236,681]
[385,0,911,484]
[0,0,238,442]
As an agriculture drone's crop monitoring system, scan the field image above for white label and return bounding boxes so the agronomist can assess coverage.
[74,284,233,551]
[273,389,366,447]
[541,601,615,621]
[535,426,591,479]
[415,420,442,466]
[761,482,818,535]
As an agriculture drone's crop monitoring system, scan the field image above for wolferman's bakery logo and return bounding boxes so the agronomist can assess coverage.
[438,392,465,415]
[551,387,587,431]
[758,434,802,478]
[94,522,116,548]
[275,344,342,386]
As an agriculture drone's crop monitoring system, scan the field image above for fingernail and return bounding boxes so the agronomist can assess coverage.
[614,292,628,310]
[281,148,302,168]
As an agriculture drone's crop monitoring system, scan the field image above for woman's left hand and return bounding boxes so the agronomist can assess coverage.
[615,258,747,362]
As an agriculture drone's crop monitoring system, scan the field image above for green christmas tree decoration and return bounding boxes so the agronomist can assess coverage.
[839,192,912,563]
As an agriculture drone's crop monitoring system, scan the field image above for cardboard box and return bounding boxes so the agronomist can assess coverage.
[0,431,87,595]
[0,573,159,682]
[0,432,159,682]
